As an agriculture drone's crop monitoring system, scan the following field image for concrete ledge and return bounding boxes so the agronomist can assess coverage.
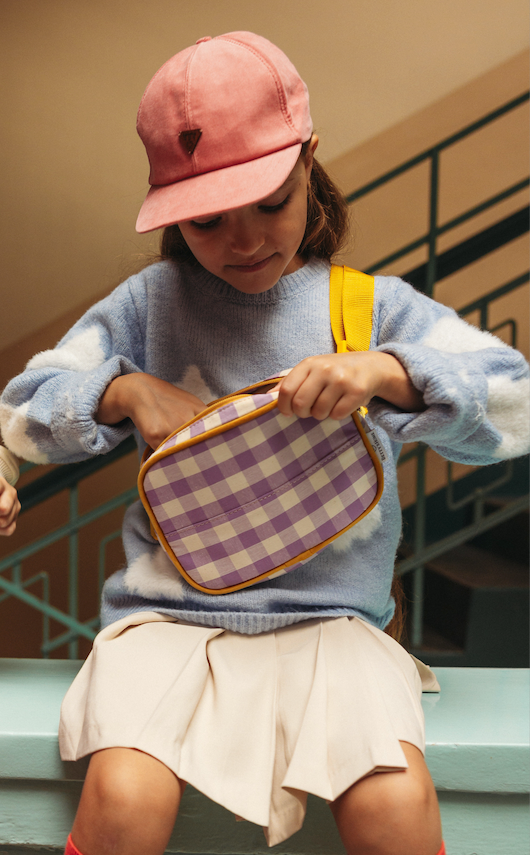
[0,660,528,855]
[423,666,529,793]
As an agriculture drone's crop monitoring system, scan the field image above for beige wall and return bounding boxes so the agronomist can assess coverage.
[1,0,529,351]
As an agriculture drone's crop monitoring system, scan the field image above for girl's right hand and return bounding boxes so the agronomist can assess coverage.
[96,373,206,450]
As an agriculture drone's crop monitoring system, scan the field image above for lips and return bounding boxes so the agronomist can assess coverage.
[227,255,274,273]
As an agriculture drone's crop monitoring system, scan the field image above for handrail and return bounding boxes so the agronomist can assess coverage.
[346,92,529,204]
[16,434,137,514]
[345,91,529,647]
[348,91,529,296]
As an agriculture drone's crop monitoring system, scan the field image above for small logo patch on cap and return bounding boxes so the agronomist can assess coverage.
[179,129,202,155]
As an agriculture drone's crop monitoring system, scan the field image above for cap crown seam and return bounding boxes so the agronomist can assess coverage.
[220,36,297,136]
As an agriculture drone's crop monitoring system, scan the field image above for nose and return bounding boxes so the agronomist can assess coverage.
[226,210,265,257]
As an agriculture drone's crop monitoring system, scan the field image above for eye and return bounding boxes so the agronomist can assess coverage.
[259,194,291,214]
[189,216,222,230]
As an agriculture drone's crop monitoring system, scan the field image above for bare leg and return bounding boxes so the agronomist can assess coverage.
[330,741,442,855]
[71,748,184,855]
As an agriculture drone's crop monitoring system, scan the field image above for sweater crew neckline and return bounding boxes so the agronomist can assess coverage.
[187,257,330,305]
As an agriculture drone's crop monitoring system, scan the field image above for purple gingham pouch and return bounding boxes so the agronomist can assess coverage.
[138,378,384,594]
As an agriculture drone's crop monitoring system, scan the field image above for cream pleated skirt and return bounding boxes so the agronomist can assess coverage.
[59,613,439,847]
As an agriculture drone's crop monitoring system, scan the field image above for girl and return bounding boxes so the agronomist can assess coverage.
[1,31,528,855]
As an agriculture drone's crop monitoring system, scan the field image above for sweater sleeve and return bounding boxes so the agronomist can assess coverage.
[368,276,530,465]
[0,278,147,464]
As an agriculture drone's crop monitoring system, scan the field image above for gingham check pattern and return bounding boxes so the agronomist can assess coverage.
[143,393,379,590]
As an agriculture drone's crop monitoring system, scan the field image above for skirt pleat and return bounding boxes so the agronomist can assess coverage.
[59,612,437,847]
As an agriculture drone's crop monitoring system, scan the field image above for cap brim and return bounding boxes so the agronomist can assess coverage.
[135,143,302,233]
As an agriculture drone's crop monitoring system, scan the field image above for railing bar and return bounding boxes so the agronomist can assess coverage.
[411,447,427,647]
[42,573,50,659]
[446,460,513,512]
[458,272,529,317]
[366,202,528,279]
[432,92,530,154]
[17,435,137,514]
[489,319,517,348]
[398,445,422,465]
[0,486,139,571]
[437,179,530,236]
[400,208,529,291]
[365,235,430,275]
[0,574,96,640]
[42,616,100,654]
[68,486,79,659]
[425,153,439,297]
[396,494,529,576]
[346,92,529,203]
[20,570,50,589]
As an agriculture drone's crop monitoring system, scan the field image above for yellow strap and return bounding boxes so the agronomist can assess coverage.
[330,264,374,353]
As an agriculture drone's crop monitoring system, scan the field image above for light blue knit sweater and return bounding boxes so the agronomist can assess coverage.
[1,258,528,633]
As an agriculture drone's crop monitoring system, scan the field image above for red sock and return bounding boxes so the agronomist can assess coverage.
[65,834,83,855]
[437,843,446,855]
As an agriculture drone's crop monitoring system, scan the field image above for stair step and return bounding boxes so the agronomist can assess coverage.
[414,625,464,654]
[426,543,528,589]
[470,501,529,565]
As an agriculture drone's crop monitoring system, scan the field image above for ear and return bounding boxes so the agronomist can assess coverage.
[303,134,319,179]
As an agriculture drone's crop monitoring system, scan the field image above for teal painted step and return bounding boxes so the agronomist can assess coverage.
[0,660,528,855]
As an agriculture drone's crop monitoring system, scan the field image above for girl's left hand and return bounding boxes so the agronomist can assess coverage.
[276,352,425,420]
[0,477,21,537]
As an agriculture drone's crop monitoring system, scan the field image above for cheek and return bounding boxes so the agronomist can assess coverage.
[178,229,219,268]
[286,196,309,247]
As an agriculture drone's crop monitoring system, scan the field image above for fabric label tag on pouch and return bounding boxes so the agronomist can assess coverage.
[365,428,387,463]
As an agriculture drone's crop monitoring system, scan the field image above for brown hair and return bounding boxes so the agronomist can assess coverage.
[159,142,349,265]
[385,576,406,643]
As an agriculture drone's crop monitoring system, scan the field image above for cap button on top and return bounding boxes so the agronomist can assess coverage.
[196,36,212,44]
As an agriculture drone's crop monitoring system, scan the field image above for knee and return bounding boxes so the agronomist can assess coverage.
[88,756,152,820]
[331,769,441,855]
[80,748,181,828]
[366,769,437,824]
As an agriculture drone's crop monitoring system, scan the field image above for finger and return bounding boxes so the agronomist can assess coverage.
[0,519,17,536]
[276,364,313,416]
[0,484,18,514]
[308,387,357,421]
[289,369,343,419]
[0,498,20,532]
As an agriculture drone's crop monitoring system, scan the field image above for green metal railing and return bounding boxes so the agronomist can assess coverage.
[0,438,138,657]
[348,91,529,648]
[346,92,529,297]
[0,93,528,657]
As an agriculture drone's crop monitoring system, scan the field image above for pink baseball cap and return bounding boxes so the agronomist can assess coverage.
[135,31,313,232]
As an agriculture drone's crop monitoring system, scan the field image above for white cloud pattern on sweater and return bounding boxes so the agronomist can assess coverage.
[26,327,105,373]
[0,400,49,463]
[423,315,504,353]
[487,375,530,458]
[123,547,186,600]
[330,505,382,552]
